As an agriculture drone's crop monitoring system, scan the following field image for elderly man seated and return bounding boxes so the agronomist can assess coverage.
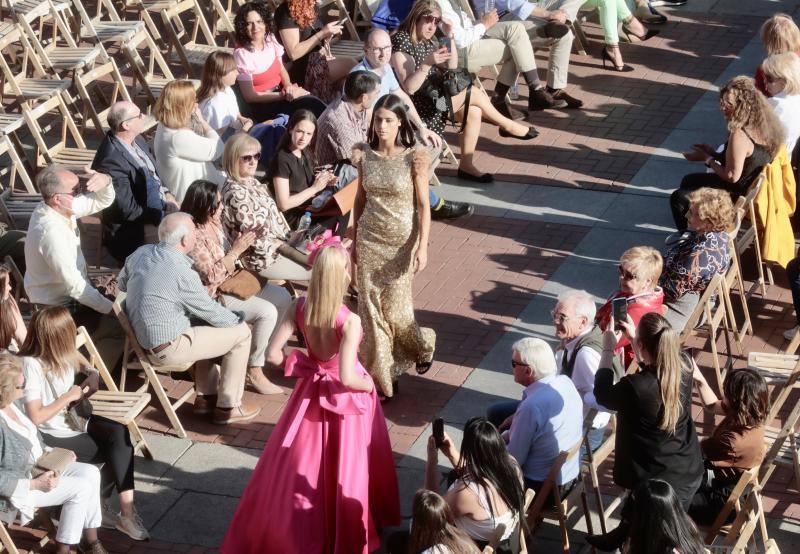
[92,101,178,263]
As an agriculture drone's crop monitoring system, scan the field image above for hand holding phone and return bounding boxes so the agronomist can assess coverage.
[612,297,628,332]
[432,417,444,447]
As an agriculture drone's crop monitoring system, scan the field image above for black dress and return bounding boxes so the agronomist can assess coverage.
[274,3,317,85]
[594,362,704,508]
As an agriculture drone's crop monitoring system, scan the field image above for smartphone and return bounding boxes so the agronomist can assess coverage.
[336,17,347,26]
[433,418,444,447]
[612,297,628,332]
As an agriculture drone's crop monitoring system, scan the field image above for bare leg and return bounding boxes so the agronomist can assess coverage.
[451,86,529,136]
[119,490,135,517]
[606,44,625,68]
[623,16,646,37]
[457,105,484,176]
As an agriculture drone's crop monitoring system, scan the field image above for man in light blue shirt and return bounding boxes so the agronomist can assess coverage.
[506,337,583,492]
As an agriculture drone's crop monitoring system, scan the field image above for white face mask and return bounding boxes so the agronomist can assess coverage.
[70,194,91,216]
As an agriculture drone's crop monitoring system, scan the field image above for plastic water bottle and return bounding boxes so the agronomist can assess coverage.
[297,211,312,232]
[509,83,519,100]
[311,189,333,209]
[483,0,495,16]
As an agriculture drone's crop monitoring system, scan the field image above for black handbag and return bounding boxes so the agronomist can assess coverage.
[441,68,472,97]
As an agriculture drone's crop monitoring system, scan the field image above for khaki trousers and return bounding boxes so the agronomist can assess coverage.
[458,20,538,87]
[147,323,252,408]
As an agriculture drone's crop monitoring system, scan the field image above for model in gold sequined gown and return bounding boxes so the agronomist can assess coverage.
[355,144,436,397]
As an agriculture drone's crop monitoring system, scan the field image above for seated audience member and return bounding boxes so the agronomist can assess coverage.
[671,76,781,231]
[119,213,260,425]
[0,223,25,273]
[0,354,107,554]
[0,263,25,351]
[408,489,481,554]
[505,338,583,494]
[316,71,471,220]
[626,480,706,554]
[198,51,256,139]
[23,165,123,370]
[577,0,658,72]
[19,307,147,540]
[689,367,768,525]
[755,13,800,96]
[266,110,347,234]
[435,0,565,111]
[391,0,537,183]
[181,179,290,395]
[92,101,177,263]
[233,2,326,121]
[660,188,733,333]
[762,52,800,154]
[221,133,312,281]
[785,255,800,339]
[426,417,524,550]
[595,246,665,366]
[275,0,357,103]
[589,313,703,551]
[153,80,225,203]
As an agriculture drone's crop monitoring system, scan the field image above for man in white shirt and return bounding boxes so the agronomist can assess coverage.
[24,164,124,368]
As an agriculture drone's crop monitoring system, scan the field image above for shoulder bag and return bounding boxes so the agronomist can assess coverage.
[45,371,93,433]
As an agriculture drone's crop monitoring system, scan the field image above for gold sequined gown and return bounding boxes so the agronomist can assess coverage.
[355,145,436,397]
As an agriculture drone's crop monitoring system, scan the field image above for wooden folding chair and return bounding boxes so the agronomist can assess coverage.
[113,292,195,439]
[0,507,57,554]
[759,392,800,492]
[705,487,778,554]
[67,0,145,47]
[207,0,237,46]
[121,0,177,49]
[733,172,771,297]
[747,351,800,422]
[524,438,594,553]
[0,189,40,230]
[0,113,36,194]
[721,207,751,351]
[701,466,760,544]
[319,0,359,40]
[75,325,154,459]
[581,411,618,535]
[160,0,232,78]
[72,55,143,137]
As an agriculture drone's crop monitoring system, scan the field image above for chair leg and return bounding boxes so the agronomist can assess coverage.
[558,511,570,554]
[143,365,188,439]
[0,521,21,554]
[127,421,154,460]
[589,465,608,534]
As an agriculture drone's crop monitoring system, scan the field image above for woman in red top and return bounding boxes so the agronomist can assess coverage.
[596,246,665,367]
[754,13,800,97]
[233,2,326,122]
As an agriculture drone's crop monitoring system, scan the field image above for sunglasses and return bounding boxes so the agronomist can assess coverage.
[240,153,261,163]
[511,360,529,368]
[617,265,639,281]
[421,14,441,25]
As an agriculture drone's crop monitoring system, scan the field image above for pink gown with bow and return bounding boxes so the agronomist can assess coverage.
[221,299,400,554]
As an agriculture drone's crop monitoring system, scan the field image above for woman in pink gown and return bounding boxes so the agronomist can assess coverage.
[221,242,400,554]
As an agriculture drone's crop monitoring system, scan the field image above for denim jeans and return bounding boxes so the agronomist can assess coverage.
[581,425,607,460]
[486,400,521,429]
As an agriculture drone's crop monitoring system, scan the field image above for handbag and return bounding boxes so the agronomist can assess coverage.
[32,447,75,478]
[441,68,472,97]
[218,268,268,300]
[45,372,92,433]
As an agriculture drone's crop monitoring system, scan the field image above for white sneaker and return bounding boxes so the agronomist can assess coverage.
[116,511,150,541]
[100,503,119,529]
[784,326,800,341]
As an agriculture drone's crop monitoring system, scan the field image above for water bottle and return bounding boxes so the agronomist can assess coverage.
[509,83,519,100]
[311,189,333,209]
[483,0,495,17]
[297,211,312,232]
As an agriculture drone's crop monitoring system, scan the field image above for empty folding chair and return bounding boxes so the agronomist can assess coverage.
[160,0,232,78]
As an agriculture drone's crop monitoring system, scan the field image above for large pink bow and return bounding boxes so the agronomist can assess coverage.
[306,230,347,266]
[280,349,369,447]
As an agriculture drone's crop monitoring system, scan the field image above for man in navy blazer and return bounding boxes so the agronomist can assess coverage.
[92,101,178,263]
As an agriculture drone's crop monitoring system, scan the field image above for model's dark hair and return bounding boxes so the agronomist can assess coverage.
[407,489,481,554]
[234,2,276,47]
[456,417,526,533]
[628,480,705,554]
[368,94,416,149]
[344,70,380,102]
[180,180,221,226]
[723,368,770,428]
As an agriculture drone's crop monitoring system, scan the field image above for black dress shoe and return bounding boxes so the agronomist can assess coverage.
[528,87,568,111]
[548,88,584,109]
[491,96,524,120]
[431,200,474,220]
[499,127,538,140]
[535,21,570,39]
[457,169,494,183]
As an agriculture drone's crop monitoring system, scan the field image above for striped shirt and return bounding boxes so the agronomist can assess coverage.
[118,243,243,349]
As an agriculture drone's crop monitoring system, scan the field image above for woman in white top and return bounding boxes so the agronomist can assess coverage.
[154,80,226,202]
[762,52,800,155]
[408,489,480,554]
[198,51,255,141]
[19,307,148,541]
[0,353,105,554]
[426,417,525,552]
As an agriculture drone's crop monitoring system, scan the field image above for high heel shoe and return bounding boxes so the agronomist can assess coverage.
[601,48,634,72]
[621,23,660,43]
[498,127,539,140]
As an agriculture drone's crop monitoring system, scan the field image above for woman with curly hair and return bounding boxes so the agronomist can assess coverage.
[275,0,358,103]
[670,75,783,231]
[232,1,326,121]
[660,187,733,332]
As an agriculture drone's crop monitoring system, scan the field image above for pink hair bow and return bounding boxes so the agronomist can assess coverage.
[306,230,346,265]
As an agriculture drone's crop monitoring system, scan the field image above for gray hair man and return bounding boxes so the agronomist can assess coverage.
[118,213,260,425]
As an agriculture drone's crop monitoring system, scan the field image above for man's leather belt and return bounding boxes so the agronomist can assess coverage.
[147,342,171,355]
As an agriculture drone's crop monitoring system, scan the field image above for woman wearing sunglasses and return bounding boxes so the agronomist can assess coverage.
[221,133,312,281]
[267,110,348,235]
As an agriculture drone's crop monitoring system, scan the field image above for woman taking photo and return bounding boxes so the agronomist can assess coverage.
[153,80,225,203]
[275,0,357,103]
[267,109,347,234]
[233,2,326,121]
[588,312,703,551]
[221,132,312,281]
[19,308,148,541]
[671,76,782,231]
[391,0,536,183]
[181,179,291,396]
[353,93,435,398]
[221,244,399,553]
[0,354,107,554]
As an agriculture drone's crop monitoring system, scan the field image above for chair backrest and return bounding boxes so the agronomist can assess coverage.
[759,392,800,488]
[0,21,50,87]
[160,0,219,74]
[112,291,151,364]
[714,487,772,553]
[703,466,759,544]
[72,56,133,136]
[735,172,765,253]
[21,92,87,168]
[525,437,582,527]
[74,325,119,391]
[0,115,36,194]
[679,273,725,345]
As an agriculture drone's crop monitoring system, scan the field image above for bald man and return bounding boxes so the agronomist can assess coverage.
[92,101,178,263]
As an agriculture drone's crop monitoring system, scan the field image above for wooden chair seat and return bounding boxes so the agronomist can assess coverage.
[43,46,102,70]
[10,77,71,100]
[0,189,39,229]
[49,146,97,171]
[329,39,364,60]
[763,425,799,470]
[169,43,232,67]
[747,352,799,385]
[81,20,144,43]
[0,113,26,135]
[6,0,69,18]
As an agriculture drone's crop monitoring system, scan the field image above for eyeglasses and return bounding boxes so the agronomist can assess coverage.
[240,153,261,163]
[121,112,144,125]
[511,360,529,368]
[618,265,639,281]
[550,310,570,324]
[369,45,392,56]
[421,14,441,25]
[764,74,781,84]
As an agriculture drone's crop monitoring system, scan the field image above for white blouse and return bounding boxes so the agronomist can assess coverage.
[22,357,82,438]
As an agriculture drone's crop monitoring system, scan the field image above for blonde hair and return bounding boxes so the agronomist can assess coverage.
[19,307,81,378]
[761,52,800,95]
[398,0,442,44]
[687,187,735,233]
[154,80,196,129]
[223,132,261,181]
[720,76,784,157]
[0,353,22,408]
[761,13,800,55]
[304,246,350,328]
[620,246,663,286]
[637,313,686,434]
